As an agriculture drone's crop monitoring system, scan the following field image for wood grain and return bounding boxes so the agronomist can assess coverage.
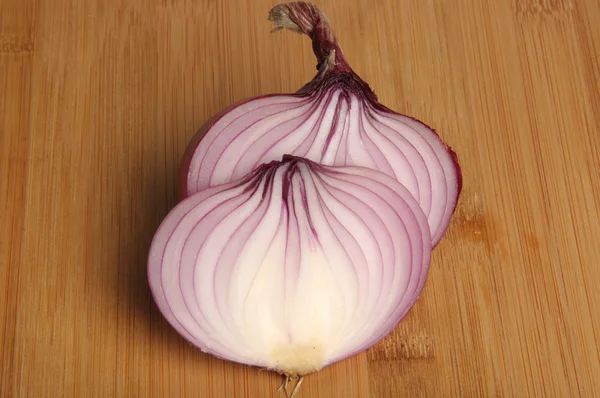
[1,0,599,396]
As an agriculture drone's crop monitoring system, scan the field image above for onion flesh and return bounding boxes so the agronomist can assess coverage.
[149,156,431,376]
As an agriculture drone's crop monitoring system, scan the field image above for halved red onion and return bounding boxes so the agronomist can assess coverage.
[149,155,431,377]
[179,2,462,246]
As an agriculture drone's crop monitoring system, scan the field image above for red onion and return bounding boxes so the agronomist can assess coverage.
[149,156,431,388]
[150,2,462,395]
[179,2,462,246]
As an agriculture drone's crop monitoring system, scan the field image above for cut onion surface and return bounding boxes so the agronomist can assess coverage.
[150,156,431,380]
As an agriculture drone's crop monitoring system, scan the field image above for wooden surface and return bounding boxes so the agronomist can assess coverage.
[1,0,599,396]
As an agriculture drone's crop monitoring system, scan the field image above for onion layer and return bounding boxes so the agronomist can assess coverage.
[179,2,462,246]
[149,156,431,376]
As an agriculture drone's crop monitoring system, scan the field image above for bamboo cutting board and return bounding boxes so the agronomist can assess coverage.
[1,0,599,396]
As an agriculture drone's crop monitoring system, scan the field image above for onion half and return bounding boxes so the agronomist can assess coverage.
[179,2,462,246]
[149,156,431,376]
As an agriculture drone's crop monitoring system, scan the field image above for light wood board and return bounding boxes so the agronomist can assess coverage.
[1,0,599,396]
